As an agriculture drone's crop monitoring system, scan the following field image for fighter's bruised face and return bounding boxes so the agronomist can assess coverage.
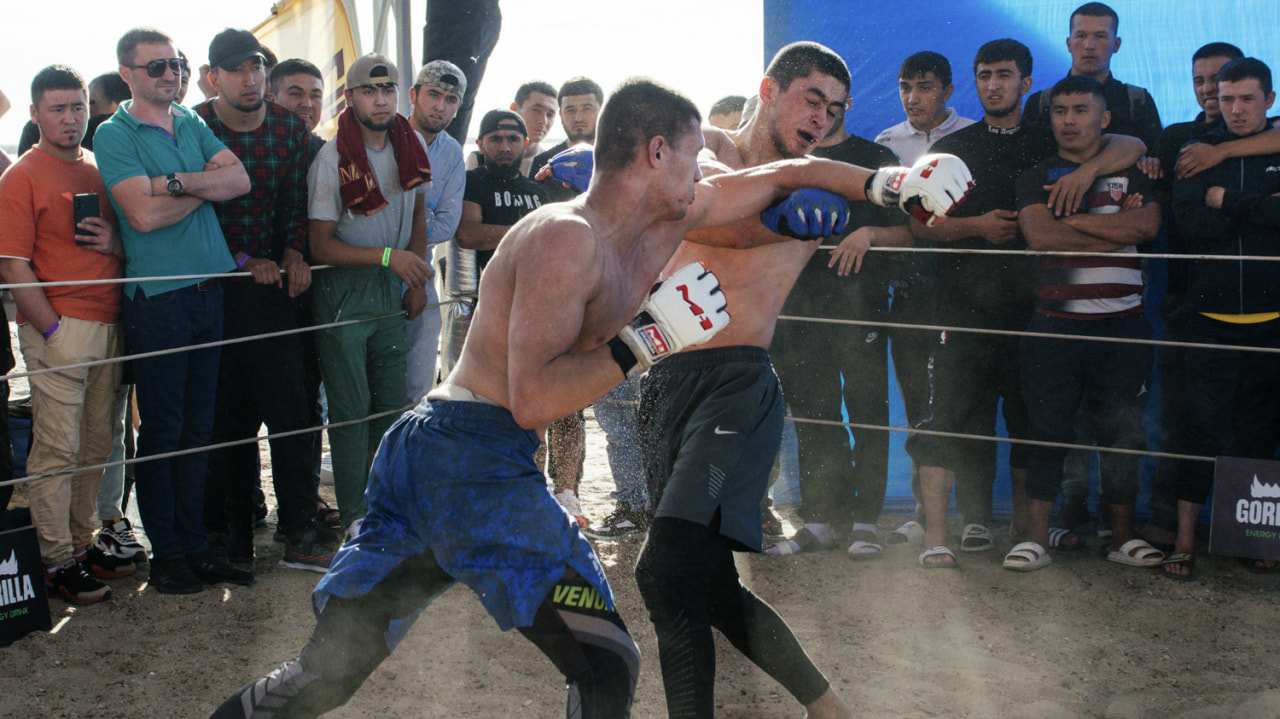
[975,60,1032,118]
[763,70,848,159]
[560,93,600,144]
[1050,91,1110,154]
[479,127,527,178]
[348,84,398,132]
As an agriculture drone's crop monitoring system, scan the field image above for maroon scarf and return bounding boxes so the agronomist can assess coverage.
[335,108,432,215]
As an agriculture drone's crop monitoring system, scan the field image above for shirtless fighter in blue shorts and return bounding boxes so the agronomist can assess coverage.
[209,77,951,718]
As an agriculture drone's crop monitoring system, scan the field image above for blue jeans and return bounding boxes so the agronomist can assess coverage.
[593,376,646,507]
[123,284,223,561]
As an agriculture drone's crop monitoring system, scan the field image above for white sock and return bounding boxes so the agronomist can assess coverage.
[803,523,832,544]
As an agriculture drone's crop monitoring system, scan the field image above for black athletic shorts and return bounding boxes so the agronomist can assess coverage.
[637,346,782,552]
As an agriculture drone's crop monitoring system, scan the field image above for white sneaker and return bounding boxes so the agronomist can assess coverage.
[554,489,588,528]
[96,517,147,561]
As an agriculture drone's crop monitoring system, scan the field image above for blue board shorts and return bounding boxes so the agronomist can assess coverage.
[314,399,613,639]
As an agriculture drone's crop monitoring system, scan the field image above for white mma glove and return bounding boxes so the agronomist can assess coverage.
[865,153,974,226]
[608,262,729,375]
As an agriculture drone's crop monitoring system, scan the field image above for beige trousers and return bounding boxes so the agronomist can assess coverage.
[20,317,123,566]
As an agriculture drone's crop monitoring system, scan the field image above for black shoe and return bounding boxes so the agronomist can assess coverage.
[583,502,649,540]
[47,559,112,605]
[79,546,136,579]
[188,550,254,586]
[148,558,203,595]
[280,530,334,573]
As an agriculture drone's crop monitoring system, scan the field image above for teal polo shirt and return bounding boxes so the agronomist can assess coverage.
[94,101,235,298]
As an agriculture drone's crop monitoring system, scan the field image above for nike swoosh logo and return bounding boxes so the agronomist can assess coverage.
[714,426,737,435]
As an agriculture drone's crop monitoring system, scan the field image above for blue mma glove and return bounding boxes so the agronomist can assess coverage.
[760,188,851,240]
[547,143,594,193]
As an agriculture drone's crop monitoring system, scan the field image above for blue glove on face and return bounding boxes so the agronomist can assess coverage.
[760,188,851,240]
[548,143,594,193]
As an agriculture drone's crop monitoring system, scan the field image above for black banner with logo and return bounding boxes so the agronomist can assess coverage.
[0,522,52,645]
[1210,456,1280,560]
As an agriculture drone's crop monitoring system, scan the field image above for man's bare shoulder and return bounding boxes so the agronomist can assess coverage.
[497,201,603,272]
[702,125,745,172]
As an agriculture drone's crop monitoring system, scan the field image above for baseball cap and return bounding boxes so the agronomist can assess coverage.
[478,109,527,139]
[414,59,466,97]
[208,28,265,72]
[347,54,399,89]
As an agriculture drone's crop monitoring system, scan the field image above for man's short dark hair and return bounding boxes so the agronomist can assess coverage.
[117,27,173,66]
[514,80,557,107]
[261,45,279,71]
[270,58,323,94]
[594,78,700,174]
[709,95,747,117]
[765,42,850,93]
[1050,74,1108,108]
[1218,57,1273,97]
[974,39,1033,79]
[31,65,85,106]
[1193,42,1245,63]
[899,51,952,87]
[90,72,131,104]
[558,77,604,106]
[1070,2,1119,33]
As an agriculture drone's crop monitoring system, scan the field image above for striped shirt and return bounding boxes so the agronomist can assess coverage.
[1016,160,1153,319]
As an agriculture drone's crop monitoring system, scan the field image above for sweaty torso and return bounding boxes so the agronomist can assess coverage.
[666,133,820,349]
[445,201,688,413]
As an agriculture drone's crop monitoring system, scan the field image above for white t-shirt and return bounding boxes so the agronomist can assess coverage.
[307,131,430,251]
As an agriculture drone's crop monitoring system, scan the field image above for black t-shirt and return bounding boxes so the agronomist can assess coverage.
[779,134,903,318]
[1016,157,1155,319]
[927,120,1058,321]
[463,165,549,270]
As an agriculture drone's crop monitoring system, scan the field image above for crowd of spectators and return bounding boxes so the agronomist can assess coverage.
[1,0,1278,612]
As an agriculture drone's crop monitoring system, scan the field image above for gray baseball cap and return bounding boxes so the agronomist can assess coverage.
[414,59,466,97]
[347,53,399,89]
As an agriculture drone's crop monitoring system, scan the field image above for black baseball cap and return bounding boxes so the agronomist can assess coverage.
[478,109,527,139]
[209,28,265,72]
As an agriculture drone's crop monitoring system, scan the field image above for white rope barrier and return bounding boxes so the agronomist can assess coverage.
[816,244,1280,263]
[787,417,1214,463]
[0,404,415,488]
[776,315,1280,355]
[4,301,459,384]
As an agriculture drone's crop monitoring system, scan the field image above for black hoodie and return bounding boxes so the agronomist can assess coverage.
[1172,122,1280,315]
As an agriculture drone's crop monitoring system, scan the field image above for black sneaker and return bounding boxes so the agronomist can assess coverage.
[280,531,334,573]
[583,502,649,540]
[148,558,203,595]
[47,559,112,605]
[79,546,136,579]
[188,550,254,586]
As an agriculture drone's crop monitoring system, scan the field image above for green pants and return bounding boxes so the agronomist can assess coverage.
[312,267,407,526]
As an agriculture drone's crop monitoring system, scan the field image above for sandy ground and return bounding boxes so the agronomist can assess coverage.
[2,405,1280,719]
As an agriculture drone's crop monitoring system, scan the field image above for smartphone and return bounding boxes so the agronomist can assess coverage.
[73,193,100,246]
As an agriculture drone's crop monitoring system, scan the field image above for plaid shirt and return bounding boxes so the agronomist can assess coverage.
[193,100,309,260]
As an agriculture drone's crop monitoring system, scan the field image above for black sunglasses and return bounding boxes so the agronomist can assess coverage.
[128,58,188,79]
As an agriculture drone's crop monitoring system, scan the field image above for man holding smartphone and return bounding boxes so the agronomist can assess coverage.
[0,65,128,605]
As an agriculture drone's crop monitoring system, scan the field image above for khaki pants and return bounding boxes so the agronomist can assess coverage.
[20,318,123,566]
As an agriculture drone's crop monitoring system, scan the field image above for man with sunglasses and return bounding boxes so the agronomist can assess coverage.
[93,27,253,595]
